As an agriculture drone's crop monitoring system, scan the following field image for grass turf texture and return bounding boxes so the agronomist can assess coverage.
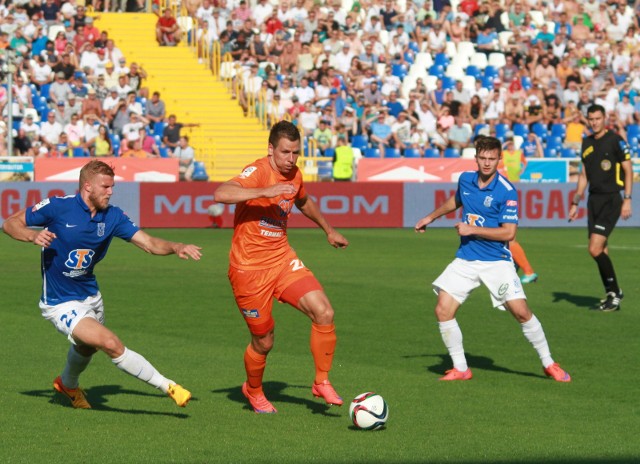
[1,228,639,464]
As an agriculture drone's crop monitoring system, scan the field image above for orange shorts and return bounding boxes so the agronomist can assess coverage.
[228,249,323,336]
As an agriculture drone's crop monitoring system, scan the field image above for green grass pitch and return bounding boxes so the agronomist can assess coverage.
[1,228,639,463]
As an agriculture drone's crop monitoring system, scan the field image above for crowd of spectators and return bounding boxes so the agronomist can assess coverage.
[189,0,640,158]
[0,0,199,179]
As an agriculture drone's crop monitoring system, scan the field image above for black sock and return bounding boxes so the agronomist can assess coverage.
[593,252,620,295]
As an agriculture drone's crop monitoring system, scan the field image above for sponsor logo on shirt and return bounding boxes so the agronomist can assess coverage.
[32,198,51,212]
[239,166,257,178]
[465,213,485,226]
[63,249,95,277]
[506,200,517,206]
[241,309,260,318]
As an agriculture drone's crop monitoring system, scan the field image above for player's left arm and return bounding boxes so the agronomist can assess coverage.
[130,230,202,260]
[295,195,349,249]
[621,159,633,220]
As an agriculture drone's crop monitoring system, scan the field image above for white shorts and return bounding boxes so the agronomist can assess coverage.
[433,258,526,308]
[39,293,105,344]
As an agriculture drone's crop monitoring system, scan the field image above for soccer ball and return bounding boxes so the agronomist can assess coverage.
[207,203,224,217]
[349,392,388,430]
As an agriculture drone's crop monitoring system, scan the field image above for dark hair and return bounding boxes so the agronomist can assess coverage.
[269,120,300,147]
[587,104,605,116]
[474,135,502,156]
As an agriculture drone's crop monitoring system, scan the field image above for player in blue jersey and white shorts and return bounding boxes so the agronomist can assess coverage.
[3,160,202,409]
[415,136,571,382]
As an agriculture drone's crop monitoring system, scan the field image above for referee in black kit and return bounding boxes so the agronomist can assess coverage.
[569,104,633,312]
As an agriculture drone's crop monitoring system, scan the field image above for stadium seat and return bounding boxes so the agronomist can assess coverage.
[424,75,439,91]
[323,147,336,158]
[40,83,51,101]
[457,41,476,60]
[513,123,529,137]
[561,148,578,158]
[191,161,209,181]
[153,121,166,136]
[521,76,532,90]
[473,123,488,138]
[461,75,476,92]
[546,136,563,151]
[434,53,449,67]
[351,134,368,150]
[384,147,401,158]
[442,75,456,90]
[23,107,40,123]
[317,160,333,180]
[626,124,640,140]
[544,147,558,158]
[158,146,169,158]
[466,65,482,80]
[408,41,420,53]
[532,122,548,141]
[391,63,408,79]
[469,53,488,70]
[488,53,506,69]
[413,52,434,70]
[363,148,381,158]
[403,148,422,158]
[72,147,88,157]
[495,123,510,140]
[444,148,461,158]
[484,65,499,80]
[428,64,445,78]
[424,148,441,158]
[550,123,567,138]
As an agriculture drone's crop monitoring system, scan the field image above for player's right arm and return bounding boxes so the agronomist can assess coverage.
[214,180,296,204]
[415,194,460,233]
[568,167,588,222]
[2,208,57,247]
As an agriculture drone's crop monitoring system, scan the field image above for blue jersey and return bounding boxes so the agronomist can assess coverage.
[454,171,519,262]
[25,194,139,305]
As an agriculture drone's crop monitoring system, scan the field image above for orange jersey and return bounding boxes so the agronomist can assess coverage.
[229,156,307,270]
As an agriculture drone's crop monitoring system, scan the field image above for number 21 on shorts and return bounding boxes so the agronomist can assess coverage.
[60,309,78,328]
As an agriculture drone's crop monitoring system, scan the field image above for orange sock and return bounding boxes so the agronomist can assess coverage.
[511,240,534,275]
[244,344,266,394]
[310,323,336,384]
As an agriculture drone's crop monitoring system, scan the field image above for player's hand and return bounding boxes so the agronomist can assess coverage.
[621,201,632,220]
[33,230,57,248]
[455,222,473,236]
[264,183,297,198]
[327,229,349,249]
[414,216,433,233]
[568,204,578,222]
[175,244,202,260]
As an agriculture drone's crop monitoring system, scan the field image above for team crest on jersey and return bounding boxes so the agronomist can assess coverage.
[31,198,51,212]
[600,159,612,171]
[97,223,105,237]
[65,249,95,270]
[239,166,257,178]
[483,195,493,207]
[278,199,293,217]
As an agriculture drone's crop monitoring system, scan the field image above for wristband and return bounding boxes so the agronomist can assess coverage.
[623,194,632,200]
[572,193,581,205]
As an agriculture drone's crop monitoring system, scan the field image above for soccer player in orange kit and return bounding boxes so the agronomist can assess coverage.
[214,121,349,413]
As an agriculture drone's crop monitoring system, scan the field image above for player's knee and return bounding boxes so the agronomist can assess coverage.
[252,332,274,354]
[311,300,334,325]
[100,334,125,358]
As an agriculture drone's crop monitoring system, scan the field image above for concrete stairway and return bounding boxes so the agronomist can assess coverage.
[93,12,269,181]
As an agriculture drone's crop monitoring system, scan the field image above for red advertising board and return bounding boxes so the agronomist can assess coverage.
[357,158,477,182]
[35,158,180,182]
[139,182,404,228]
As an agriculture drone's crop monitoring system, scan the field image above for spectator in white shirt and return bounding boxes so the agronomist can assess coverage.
[40,112,63,149]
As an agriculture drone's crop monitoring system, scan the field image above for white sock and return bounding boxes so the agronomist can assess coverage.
[112,347,173,393]
[61,346,93,389]
[439,319,468,372]
[521,315,554,368]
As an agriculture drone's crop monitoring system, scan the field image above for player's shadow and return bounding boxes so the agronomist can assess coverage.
[212,381,341,416]
[405,353,546,379]
[552,292,601,310]
[21,384,189,418]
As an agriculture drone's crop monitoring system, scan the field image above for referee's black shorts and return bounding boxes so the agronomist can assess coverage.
[587,192,622,237]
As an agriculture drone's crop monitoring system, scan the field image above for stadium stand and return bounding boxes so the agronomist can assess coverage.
[2,0,640,179]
